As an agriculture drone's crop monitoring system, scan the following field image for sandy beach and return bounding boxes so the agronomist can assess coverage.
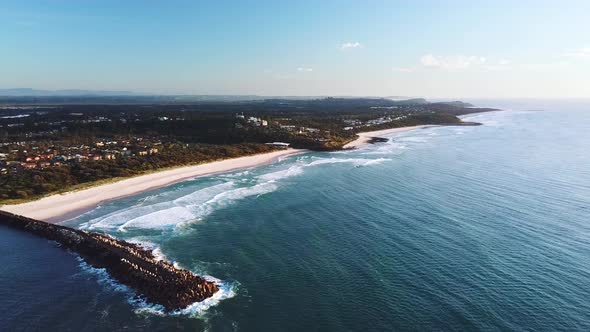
[1,125,430,223]
[343,125,433,149]
[0,149,304,223]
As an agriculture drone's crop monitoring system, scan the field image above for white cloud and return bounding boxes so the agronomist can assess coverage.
[562,47,590,59]
[391,67,414,73]
[341,42,361,50]
[519,61,569,70]
[484,59,512,71]
[420,54,487,70]
[297,67,313,72]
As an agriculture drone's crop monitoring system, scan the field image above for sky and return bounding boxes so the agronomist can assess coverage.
[1,0,589,98]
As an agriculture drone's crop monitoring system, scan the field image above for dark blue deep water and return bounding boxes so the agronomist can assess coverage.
[1,100,590,331]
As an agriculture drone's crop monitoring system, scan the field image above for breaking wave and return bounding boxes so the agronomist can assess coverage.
[79,155,388,232]
[76,256,237,318]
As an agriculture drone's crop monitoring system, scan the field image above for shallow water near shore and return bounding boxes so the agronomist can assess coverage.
[2,100,590,331]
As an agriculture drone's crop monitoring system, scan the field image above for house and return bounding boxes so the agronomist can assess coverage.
[25,156,40,162]
[265,142,290,149]
[298,127,320,134]
[247,117,262,126]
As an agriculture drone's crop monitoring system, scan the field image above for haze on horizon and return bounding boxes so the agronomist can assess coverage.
[1,0,589,99]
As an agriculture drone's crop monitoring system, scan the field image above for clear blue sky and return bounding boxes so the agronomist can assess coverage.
[1,0,589,97]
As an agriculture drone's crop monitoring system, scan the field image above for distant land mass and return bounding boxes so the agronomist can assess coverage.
[0,95,496,202]
[437,100,475,108]
[0,88,141,97]
[0,89,432,104]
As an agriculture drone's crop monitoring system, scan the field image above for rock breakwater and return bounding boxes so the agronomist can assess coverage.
[0,210,218,311]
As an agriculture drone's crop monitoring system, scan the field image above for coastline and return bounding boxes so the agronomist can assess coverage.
[343,125,434,149]
[0,210,220,310]
[0,148,304,223]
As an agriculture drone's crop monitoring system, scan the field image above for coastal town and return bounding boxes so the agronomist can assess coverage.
[0,137,161,174]
[0,96,494,314]
[2,1,587,331]
[0,98,493,201]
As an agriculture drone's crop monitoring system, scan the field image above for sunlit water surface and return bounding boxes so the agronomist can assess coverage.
[1,100,590,331]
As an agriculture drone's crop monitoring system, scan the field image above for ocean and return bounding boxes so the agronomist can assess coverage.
[1,99,589,331]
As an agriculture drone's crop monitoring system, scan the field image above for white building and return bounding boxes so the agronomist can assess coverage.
[265,142,290,149]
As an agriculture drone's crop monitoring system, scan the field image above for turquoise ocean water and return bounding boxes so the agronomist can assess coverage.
[1,100,589,331]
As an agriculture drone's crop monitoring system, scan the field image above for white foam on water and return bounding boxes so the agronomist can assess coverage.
[361,142,408,155]
[118,206,195,231]
[151,247,167,261]
[397,136,429,143]
[193,181,278,214]
[110,181,278,231]
[130,275,238,318]
[82,202,172,231]
[172,182,237,207]
[82,182,236,231]
[75,256,237,318]
[75,256,132,294]
[140,192,168,204]
[79,153,393,232]
[361,158,391,166]
[305,157,391,167]
[126,238,168,261]
[256,165,304,181]
[454,128,470,135]
[216,170,250,178]
[173,276,238,317]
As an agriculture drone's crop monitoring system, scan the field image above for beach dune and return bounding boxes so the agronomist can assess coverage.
[0,149,303,223]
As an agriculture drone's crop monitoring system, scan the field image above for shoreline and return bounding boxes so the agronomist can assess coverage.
[0,148,305,223]
[343,125,434,149]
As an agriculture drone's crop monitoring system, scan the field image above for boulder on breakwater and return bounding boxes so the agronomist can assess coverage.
[0,210,219,311]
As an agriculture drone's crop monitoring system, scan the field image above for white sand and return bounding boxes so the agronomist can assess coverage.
[0,149,304,223]
[343,125,433,149]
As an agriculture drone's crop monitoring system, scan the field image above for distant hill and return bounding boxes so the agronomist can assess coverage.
[0,88,139,97]
[436,101,474,108]
[391,98,429,105]
[0,90,438,106]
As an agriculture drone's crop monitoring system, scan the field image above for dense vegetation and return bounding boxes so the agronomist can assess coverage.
[0,97,496,202]
[0,143,274,201]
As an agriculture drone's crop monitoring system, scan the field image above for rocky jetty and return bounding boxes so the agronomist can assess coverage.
[367,137,389,144]
[0,210,219,311]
